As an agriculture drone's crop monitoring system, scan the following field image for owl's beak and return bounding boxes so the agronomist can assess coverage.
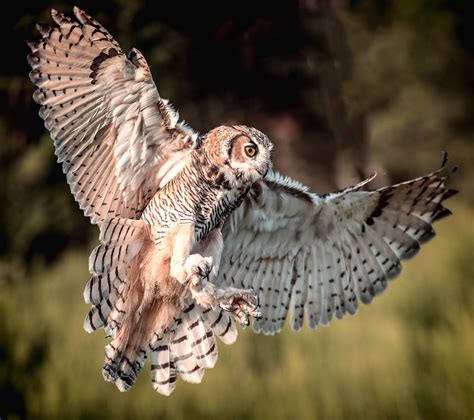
[257,165,269,178]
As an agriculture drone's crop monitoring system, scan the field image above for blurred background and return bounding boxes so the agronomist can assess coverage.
[1,0,473,418]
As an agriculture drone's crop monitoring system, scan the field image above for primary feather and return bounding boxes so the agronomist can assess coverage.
[28,7,196,224]
[219,158,457,335]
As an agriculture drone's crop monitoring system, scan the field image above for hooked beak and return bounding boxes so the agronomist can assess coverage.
[257,164,269,178]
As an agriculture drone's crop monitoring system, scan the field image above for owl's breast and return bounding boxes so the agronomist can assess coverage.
[141,159,250,243]
[193,186,250,242]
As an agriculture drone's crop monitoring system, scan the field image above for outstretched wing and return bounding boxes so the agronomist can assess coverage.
[218,155,457,335]
[27,8,197,224]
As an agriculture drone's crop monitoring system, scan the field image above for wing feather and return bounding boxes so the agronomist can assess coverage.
[28,8,197,224]
[219,157,457,334]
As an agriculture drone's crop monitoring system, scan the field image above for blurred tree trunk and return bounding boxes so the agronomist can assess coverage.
[259,0,369,192]
[151,1,369,193]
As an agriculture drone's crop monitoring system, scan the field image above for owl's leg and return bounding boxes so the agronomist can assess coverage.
[183,254,216,308]
[168,223,195,285]
[185,256,261,325]
[167,224,260,324]
[185,229,261,325]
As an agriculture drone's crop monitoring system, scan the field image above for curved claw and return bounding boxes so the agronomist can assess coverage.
[218,288,262,326]
[184,254,213,284]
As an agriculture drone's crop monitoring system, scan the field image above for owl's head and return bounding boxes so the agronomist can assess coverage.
[198,125,273,188]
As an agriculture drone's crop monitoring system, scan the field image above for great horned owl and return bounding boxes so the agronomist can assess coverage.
[27,8,457,395]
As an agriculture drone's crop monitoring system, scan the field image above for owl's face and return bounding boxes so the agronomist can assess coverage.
[200,125,273,188]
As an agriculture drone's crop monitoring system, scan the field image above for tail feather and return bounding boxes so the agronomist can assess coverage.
[170,333,205,385]
[150,334,176,396]
[149,302,237,395]
[83,216,155,391]
[168,305,205,384]
[201,306,238,345]
[83,218,147,336]
[178,303,218,370]
[82,216,238,394]
[102,299,180,392]
[103,338,147,392]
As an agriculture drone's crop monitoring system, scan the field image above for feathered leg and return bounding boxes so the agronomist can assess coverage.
[184,228,262,326]
[85,217,190,392]
[167,223,260,325]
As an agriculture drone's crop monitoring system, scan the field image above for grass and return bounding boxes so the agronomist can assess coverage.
[1,199,472,419]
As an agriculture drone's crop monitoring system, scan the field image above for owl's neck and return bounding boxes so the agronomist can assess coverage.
[181,152,251,240]
[188,149,251,208]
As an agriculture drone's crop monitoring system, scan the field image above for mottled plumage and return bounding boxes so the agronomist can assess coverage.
[28,8,457,395]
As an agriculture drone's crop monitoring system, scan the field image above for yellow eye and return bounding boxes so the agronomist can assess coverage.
[244,144,257,158]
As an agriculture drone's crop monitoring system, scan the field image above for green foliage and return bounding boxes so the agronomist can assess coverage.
[340,0,474,196]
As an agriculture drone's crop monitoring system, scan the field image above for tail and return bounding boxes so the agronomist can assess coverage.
[150,301,238,396]
[83,217,238,393]
[84,217,147,338]
[85,216,158,391]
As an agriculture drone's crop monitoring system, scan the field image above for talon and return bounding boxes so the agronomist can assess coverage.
[183,258,262,319]
[248,290,262,319]
[183,254,218,308]
[218,288,262,325]
[250,307,262,320]
[239,313,250,327]
[184,254,213,284]
[194,257,213,278]
[219,300,234,312]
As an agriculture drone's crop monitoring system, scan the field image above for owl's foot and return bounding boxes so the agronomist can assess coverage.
[183,255,261,325]
[184,254,216,308]
[184,254,213,281]
[216,288,262,326]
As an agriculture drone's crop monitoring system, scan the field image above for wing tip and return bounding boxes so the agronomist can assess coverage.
[73,5,85,18]
[443,189,459,201]
[35,23,51,37]
[83,312,95,333]
[72,6,92,26]
[432,207,452,222]
[50,8,59,20]
[26,40,36,52]
[51,8,72,25]
[440,151,449,168]
[433,150,458,179]
[401,241,421,260]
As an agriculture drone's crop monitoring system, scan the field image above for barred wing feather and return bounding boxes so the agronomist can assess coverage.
[219,157,457,335]
[27,7,196,224]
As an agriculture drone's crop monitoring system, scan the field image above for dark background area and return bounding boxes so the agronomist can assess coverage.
[1,1,473,418]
